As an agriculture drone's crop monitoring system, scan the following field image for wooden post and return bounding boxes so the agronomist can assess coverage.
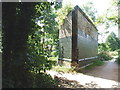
[71,6,79,67]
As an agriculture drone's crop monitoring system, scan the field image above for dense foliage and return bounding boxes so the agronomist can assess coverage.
[98,32,119,52]
[2,1,120,88]
[98,52,113,61]
[26,2,59,73]
[106,32,119,51]
[116,49,120,64]
[56,3,73,28]
[2,2,61,88]
[97,0,119,62]
[96,0,119,28]
[98,32,120,61]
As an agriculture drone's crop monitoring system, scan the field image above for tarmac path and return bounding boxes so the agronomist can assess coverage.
[47,58,120,88]
[83,59,119,82]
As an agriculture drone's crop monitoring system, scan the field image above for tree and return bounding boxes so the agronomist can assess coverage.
[27,2,59,74]
[2,2,36,88]
[96,0,119,28]
[81,1,97,23]
[98,43,110,52]
[2,2,60,88]
[56,2,74,28]
[106,32,119,51]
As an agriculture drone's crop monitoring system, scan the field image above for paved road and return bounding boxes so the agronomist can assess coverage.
[83,59,120,82]
[47,58,120,88]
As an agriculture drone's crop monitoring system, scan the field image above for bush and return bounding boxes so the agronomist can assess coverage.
[117,56,120,64]
[84,60,104,70]
[98,43,110,52]
[116,49,120,64]
[33,73,58,88]
[52,65,76,74]
[108,51,118,56]
[98,52,113,61]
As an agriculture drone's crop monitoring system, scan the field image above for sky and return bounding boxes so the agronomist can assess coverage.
[62,0,118,43]
[63,0,112,15]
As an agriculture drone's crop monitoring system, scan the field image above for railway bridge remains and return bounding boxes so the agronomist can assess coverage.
[59,5,98,68]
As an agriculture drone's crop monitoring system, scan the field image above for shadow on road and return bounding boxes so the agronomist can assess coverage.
[54,75,102,88]
[83,59,120,82]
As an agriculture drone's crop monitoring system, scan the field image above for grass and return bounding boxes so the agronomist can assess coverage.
[51,65,76,74]
[49,56,105,73]
[51,60,104,74]
[49,56,58,62]
[98,52,113,61]
[48,56,76,73]
[84,60,104,70]
[49,56,76,73]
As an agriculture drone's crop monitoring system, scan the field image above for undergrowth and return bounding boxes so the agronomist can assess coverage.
[98,52,113,61]
[84,60,104,70]
[33,72,58,88]
[117,56,120,64]
[51,65,76,74]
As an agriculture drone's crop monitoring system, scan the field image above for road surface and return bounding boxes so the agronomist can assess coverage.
[83,59,119,82]
[47,59,120,88]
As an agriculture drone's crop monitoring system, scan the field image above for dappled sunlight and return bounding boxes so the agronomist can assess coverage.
[47,58,120,88]
[47,70,119,88]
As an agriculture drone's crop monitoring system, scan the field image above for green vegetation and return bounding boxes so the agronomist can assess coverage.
[98,32,120,52]
[56,2,74,27]
[2,0,119,88]
[2,2,75,88]
[109,51,118,56]
[51,65,76,74]
[96,0,119,63]
[2,2,61,88]
[117,56,120,64]
[106,32,119,51]
[33,73,58,88]
[96,0,119,28]
[84,60,104,70]
[116,49,120,64]
[98,52,113,61]
[98,32,119,61]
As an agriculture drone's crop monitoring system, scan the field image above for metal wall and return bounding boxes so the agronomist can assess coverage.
[59,12,72,60]
[59,6,98,67]
[77,30,98,59]
[77,9,98,59]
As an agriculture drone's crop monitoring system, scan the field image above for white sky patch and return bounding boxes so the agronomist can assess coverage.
[63,0,112,16]
[37,0,118,43]
[62,0,118,43]
[98,25,118,43]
